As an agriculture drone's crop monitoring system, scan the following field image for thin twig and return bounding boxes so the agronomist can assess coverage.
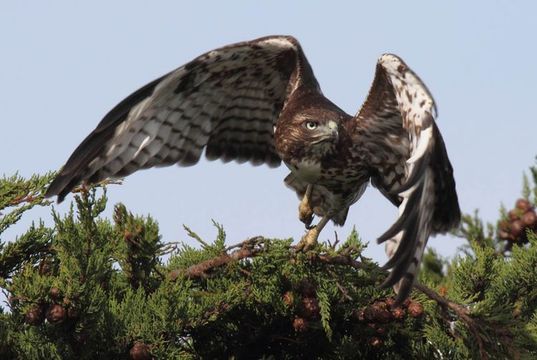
[327,231,340,250]
[327,268,353,301]
[224,236,265,252]
[158,241,182,256]
[311,253,364,270]
[271,335,301,344]
[183,225,210,248]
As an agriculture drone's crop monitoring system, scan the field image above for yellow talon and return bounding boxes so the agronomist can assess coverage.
[295,215,330,252]
[296,226,320,252]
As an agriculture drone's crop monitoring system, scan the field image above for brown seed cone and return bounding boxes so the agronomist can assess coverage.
[516,198,533,212]
[46,304,66,324]
[407,301,424,318]
[510,220,525,239]
[124,230,134,243]
[130,341,152,360]
[508,209,521,221]
[498,229,513,241]
[391,307,406,320]
[292,317,308,332]
[25,305,45,325]
[38,260,52,276]
[282,291,294,307]
[364,301,393,323]
[301,296,320,319]
[498,220,511,233]
[49,287,61,300]
[384,297,395,308]
[369,336,383,347]
[522,211,537,228]
[354,309,366,322]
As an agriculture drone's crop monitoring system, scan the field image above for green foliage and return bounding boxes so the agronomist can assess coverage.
[1,168,537,359]
[0,172,55,235]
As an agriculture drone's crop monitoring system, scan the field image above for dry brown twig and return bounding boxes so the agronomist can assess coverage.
[309,252,364,270]
[224,236,266,252]
[326,268,353,302]
[327,231,340,250]
[169,236,267,280]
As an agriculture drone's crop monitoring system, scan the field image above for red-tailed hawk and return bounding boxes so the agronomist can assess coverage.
[46,35,460,304]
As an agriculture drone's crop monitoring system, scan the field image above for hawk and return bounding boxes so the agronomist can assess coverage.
[46,35,460,303]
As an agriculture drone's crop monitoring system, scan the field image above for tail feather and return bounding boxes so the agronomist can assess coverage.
[380,166,436,306]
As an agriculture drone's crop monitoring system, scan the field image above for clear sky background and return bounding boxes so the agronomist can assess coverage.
[2,1,536,265]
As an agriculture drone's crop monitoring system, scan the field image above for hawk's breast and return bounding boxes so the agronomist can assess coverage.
[285,159,322,183]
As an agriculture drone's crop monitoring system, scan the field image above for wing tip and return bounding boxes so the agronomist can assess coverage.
[378,53,406,70]
[393,276,415,307]
[379,271,416,306]
[252,35,300,51]
[378,53,438,117]
[45,170,84,204]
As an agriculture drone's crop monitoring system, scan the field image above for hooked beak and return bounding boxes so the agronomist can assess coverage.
[323,120,338,140]
[327,120,338,137]
[313,120,338,144]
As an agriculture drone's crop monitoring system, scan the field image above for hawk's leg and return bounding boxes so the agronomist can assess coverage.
[298,185,314,229]
[295,215,330,252]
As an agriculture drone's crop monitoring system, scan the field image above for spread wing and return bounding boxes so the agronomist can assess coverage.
[46,35,320,202]
[355,54,460,304]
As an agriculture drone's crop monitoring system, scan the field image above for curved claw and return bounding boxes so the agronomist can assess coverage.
[301,215,314,228]
[305,223,315,230]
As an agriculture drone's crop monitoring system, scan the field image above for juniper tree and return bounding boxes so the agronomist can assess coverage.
[1,166,537,359]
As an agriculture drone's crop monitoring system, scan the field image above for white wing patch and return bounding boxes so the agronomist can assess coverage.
[379,54,437,119]
[407,127,432,164]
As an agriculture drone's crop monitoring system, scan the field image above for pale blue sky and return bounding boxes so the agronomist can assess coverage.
[2,1,536,264]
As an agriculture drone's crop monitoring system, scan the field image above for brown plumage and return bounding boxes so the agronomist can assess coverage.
[46,35,460,304]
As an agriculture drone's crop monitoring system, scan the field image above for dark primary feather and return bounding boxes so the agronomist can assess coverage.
[46,35,319,202]
[355,54,460,304]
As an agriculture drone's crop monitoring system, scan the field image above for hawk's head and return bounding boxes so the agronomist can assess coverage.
[274,89,349,164]
[274,113,340,162]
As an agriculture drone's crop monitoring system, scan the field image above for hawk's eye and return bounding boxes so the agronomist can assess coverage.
[304,121,318,130]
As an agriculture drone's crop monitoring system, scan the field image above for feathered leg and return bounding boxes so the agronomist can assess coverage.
[298,185,314,229]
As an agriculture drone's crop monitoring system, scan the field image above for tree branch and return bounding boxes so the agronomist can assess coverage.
[415,283,488,359]
[169,237,366,281]
[169,238,266,281]
[310,253,364,270]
